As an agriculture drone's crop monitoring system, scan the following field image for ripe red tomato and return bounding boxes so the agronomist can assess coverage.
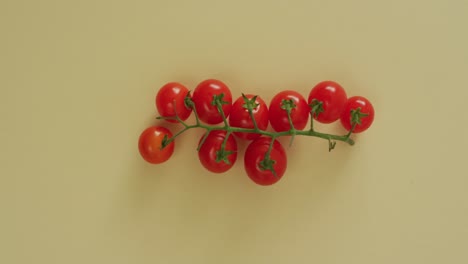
[340,96,375,133]
[244,137,287,186]
[138,126,175,164]
[308,81,347,123]
[192,79,232,124]
[198,130,238,173]
[156,82,192,123]
[228,94,269,140]
[269,90,309,132]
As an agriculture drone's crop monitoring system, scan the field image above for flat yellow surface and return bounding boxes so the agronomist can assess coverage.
[1,0,468,263]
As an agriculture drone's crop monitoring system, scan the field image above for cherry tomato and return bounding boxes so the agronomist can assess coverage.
[198,130,238,173]
[138,126,174,164]
[228,94,269,140]
[269,90,309,132]
[156,82,192,123]
[340,96,375,133]
[308,81,347,124]
[192,79,232,124]
[244,137,287,186]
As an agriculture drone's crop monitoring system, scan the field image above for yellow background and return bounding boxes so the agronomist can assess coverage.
[1,0,468,263]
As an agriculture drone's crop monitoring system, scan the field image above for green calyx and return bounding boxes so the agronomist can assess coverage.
[211,94,229,106]
[258,137,279,177]
[215,149,235,165]
[309,99,324,118]
[280,99,296,112]
[241,93,259,111]
[160,134,170,149]
[350,107,368,125]
[184,91,195,109]
[259,156,277,178]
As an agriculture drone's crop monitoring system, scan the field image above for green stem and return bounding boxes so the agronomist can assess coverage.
[260,136,278,177]
[285,109,296,147]
[220,131,231,150]
[265,136,277,158]
[309,113,314,131]
[197,129,211,151]
[247,108,258,130]
[216,104,229,128]
[192,105,201,125]
[158,95,356,151]
[170,125,196,142]
[345,123,357,139]
[159,115,355,148]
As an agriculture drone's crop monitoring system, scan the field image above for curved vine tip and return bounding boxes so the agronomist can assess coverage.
[328,138,337,152]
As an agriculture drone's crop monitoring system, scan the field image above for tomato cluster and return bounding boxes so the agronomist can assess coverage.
[138,79,375,186]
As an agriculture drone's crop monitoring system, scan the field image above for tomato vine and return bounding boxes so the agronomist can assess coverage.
[139,79,375,186]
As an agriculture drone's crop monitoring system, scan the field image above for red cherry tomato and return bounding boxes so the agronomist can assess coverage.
[156,82,192,123]
[269,90,309,132]
[340,96,375,133]
[138,126,174,164]
[192,79,232,124]
[244,137,287,186]
[308,81,347,123]
[198,130,238,173]
[228,94,269,140]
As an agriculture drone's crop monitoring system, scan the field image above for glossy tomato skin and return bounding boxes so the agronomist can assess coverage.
[308,81,347,123]
[138,126,174,164]
[228,94,269,140]
[198,130,238,173]
[340,96,375,133]
[156,82,192,123]
[269,90,309,132]
[192,79,232,124]
[244,137,287,186]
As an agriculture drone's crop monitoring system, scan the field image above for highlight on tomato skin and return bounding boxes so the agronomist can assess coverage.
[138,126,175,164]
[340,96,375,133]
[308,80,348,124]
[228,94,269,140]
[244,137,287,186]
[156,82,192,123]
